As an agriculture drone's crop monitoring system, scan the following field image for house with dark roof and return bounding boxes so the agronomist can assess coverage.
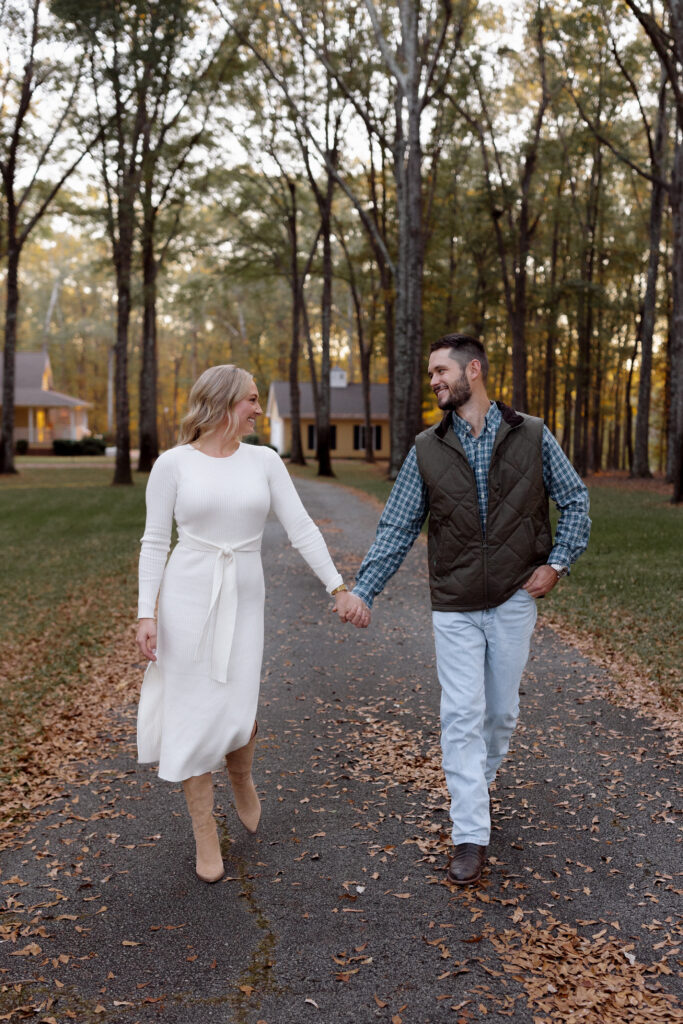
[266,368,390,459]
[0,350,91,449]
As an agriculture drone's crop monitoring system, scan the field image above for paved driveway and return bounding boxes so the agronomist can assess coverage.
[1,475,680,1023]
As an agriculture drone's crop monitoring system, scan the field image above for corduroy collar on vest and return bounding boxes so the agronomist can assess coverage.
[433,400,524,440]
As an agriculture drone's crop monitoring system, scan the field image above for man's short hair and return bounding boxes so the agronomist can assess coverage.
[430,333,489,380]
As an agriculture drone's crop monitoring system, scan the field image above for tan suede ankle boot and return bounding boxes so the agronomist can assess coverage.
[182,772,224,883]
[225,723,261,833]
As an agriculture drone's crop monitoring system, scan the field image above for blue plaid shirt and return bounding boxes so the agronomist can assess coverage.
[353,403,591,608]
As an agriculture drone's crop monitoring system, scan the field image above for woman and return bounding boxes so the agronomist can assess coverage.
[136,365,366,883]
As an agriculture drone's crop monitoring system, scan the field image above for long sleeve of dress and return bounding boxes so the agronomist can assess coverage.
[265,449,344,594]
[138,453,178,618]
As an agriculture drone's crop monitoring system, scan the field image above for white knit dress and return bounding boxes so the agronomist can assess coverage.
[137,443,343,782]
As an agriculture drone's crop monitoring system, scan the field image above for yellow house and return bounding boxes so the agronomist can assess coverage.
[266,369,390,459]
[0,350,91,449]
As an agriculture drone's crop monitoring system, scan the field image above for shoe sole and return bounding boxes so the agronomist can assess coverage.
[447,868,483,886]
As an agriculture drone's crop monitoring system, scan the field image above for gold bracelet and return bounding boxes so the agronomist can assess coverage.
[331,583,348,596]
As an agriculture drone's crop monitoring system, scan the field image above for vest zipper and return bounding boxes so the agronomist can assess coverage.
[435,430,489,608]
[482,540,489,609]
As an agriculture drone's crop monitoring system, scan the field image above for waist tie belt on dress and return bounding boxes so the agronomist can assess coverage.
[177,528,262,684]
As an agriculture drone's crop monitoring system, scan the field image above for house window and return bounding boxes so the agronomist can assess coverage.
[353,424,382,451]
[307,425,337,451]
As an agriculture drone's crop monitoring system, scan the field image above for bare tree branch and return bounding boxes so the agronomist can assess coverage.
[363,0,408,93]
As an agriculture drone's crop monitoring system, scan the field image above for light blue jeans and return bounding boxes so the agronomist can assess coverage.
[432,589,538,847]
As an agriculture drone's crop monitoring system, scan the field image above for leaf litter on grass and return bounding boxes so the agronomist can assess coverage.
[0,607,142,849]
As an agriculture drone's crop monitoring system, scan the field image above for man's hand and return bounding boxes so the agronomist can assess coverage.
[136,617,158,660]
[332,591,371,628]
[522,565,559,599]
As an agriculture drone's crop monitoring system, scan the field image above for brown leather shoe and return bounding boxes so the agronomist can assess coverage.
[447,843,487,885]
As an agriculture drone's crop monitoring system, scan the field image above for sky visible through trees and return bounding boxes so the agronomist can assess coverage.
[0,0,681,498]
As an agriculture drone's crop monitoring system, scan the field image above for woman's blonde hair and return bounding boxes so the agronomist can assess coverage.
[177,364,255,446]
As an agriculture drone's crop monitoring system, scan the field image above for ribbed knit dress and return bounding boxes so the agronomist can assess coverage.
[137,443,343,782]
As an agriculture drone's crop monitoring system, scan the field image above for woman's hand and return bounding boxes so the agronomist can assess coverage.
[332,591,371,628]
[137,618,158,661]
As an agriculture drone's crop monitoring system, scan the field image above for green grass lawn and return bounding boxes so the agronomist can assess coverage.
[544,481,681,698]
[292,459,682,701]
[0,464,146,771]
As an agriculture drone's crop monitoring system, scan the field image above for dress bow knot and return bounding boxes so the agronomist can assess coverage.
[177,528,262,683]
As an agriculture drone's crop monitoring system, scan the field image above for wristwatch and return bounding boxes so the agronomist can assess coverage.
[331,583,348,595]
[549,563,569,579]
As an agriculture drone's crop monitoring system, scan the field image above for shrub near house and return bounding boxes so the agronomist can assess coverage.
[53,437,106,456]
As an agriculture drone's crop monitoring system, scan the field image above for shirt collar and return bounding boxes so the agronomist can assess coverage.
[451,401,500,441]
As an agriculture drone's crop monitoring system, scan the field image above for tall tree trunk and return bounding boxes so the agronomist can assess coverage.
[378,260,395,460]
[573,140,602,475]
[369,145,395,469]
[360,346,374,463]
[112,205,134,486]
[590,331,603,472]
[138,209,159,471]
[446,207,457,327]
[316,165,334,478]
[172,353,181,442]
[544,322,556,431]
[338,225,374,462]
[544,172,564,429]
[624,332,639,473]
[405,89,424,440]
[621,0,682,499]
[633,74,667,478]
[561,349,572,455]
[511,181,531,411]
[287,181,306,465]
[609,362,621,470]
[664,311,673,480]
[389,71,424,476]
[0,237,20,474]
[301,291,322,464]
[669,135,683,501]
[0,0,90,473]
[589,237,607,473]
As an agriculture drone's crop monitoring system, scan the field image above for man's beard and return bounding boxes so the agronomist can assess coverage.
[436,368,471,411]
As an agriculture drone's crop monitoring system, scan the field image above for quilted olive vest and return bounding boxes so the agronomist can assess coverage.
[414,403,553,611]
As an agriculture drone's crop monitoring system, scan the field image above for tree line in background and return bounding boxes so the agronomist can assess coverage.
[1,0,682,501]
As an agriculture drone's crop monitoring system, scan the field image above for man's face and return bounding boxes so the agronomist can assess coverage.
[428,348,471,411]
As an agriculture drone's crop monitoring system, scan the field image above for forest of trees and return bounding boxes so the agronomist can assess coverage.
[1,0,681,500]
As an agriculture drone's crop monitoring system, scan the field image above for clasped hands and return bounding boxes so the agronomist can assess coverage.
[332,589,371,628]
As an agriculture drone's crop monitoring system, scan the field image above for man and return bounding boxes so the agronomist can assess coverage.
[341,333,590,885]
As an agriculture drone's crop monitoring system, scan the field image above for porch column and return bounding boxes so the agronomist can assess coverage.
[69,409,76,440]
[28,407,34,444]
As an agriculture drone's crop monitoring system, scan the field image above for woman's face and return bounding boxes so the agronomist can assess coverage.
[233,382,263,436]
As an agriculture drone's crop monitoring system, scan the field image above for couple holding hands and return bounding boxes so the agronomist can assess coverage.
[135,334,590,887]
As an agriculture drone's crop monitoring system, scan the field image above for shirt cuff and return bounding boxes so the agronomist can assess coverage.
[325,573,344,595]
[138,603,156,619]
[352,584,374,608]
[548,545,572,568]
